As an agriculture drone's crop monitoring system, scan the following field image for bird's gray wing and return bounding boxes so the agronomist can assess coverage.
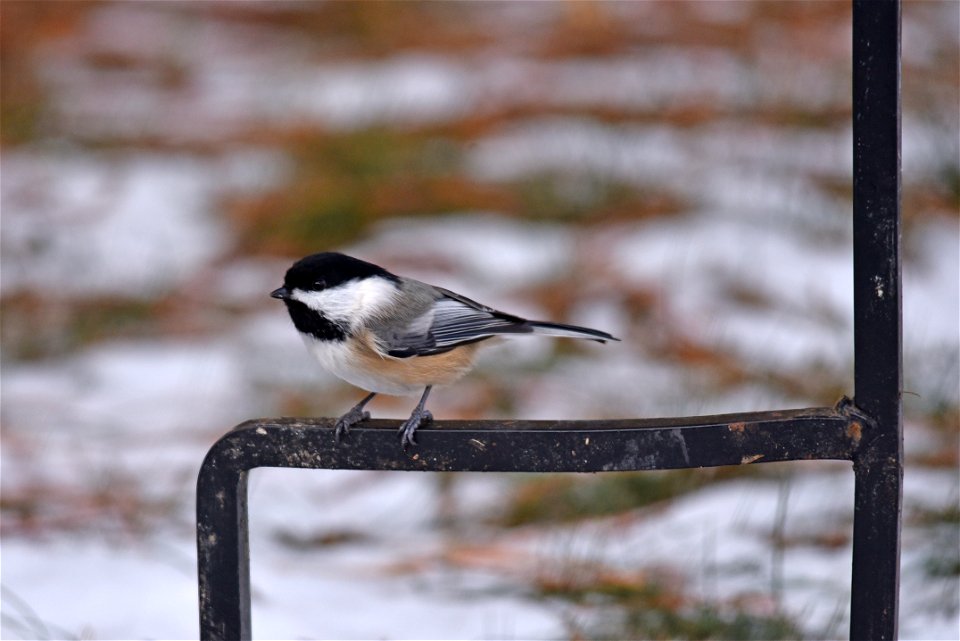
[375,286,531,358]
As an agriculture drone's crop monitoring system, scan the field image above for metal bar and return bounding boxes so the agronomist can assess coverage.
[208,409,859,473]
[197,465,251,641]
[850,0,903,639]
[197,405,863,640]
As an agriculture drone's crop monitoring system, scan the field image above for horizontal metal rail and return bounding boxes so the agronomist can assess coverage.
[201,407,864,474]
[198,402,867,640]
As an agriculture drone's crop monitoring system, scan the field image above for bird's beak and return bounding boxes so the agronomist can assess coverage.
[270,287,290,300]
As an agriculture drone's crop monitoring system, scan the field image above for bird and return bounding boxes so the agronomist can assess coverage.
[271,252,619,447]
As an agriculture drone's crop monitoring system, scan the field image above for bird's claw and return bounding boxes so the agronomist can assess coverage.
[334,407,370,443]
[399,409,433,449]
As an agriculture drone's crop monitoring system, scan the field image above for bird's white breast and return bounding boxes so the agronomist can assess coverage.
[301,334,422,396]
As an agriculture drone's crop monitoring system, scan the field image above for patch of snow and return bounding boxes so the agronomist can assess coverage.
[1,151,228,299]
[1,539,199,640]
[2,339,253,439]
[607,214,853,373]
[466,117,853,234]
[353,213,576,290]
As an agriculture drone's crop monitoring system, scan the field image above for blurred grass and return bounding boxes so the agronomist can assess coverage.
[227,128,510,254]
[613,604,805,641]
[1,470,193,539]
[912,500,960,580]
[0,3,58,145]
[499,469,742,527]
[226,126,678,256]
[222,1,496,57]
[539,566,806,641]
[513,171,685,224]
[1,295,161,360]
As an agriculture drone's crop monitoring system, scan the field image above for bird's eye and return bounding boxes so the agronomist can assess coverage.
[313,279,326,289]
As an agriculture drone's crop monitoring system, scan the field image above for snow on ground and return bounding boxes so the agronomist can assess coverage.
[605,214,854,372]
[0,149,286,299]
[2,538,200,640]
[245,470,566,641]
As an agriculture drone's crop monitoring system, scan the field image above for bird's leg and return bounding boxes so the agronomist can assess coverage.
[334,392,376,442]
[399,386,433,448]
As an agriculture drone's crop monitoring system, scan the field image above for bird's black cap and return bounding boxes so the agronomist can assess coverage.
[280,252,399,293]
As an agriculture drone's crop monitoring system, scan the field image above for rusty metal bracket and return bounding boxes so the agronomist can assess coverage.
[198,407,864,640]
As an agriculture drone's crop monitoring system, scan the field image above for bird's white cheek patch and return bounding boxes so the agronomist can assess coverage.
[291,278,398,328]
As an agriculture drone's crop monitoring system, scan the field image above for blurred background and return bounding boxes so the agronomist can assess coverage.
[1,2,957,639]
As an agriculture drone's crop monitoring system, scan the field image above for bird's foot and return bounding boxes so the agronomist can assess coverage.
[398,408,433,449]
[333,392,377,443]
[334,406,370,443]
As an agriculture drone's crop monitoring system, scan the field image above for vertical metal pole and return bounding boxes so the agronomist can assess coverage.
[850,1,902,639]
[197,464,252,640]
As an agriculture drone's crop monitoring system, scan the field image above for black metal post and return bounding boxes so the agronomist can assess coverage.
[197,466,251,640]
[850,1,903,640]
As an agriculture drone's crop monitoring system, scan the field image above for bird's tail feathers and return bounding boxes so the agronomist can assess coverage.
[525,321,620,343]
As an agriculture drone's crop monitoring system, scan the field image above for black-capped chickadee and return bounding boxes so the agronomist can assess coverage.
[271,252,619,447]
